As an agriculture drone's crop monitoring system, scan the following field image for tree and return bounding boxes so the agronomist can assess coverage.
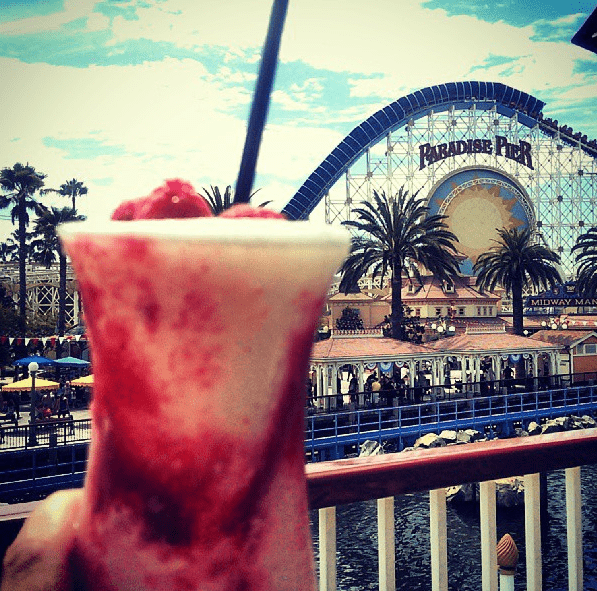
[31,206,85,339]
[339,188,460,340]
[0,284,20,337]
[336,307,364,331]
[572,226,597,296]
[0,163,46,334]
[379,307,425,343]
[473,227,561,336]
[0,240,18,263]
[5,229,34,263]
[203,185,234,214]
[202,185,268,214]
[45,178,88,210]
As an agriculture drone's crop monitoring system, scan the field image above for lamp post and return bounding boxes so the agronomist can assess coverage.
[430,318,456,338]
[28,361,39,446]
[542,318,568,331]
[542,318,571,385]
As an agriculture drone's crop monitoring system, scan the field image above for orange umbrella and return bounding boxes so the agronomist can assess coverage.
[2,377,60,392]
[71,374,94,387]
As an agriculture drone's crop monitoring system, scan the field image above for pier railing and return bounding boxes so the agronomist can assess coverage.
[1,430,595,590]
[307,370,597,412]
[0,385,595,462]
[307,429,597,591]
[0,418,91,451]
[306,383,597,460]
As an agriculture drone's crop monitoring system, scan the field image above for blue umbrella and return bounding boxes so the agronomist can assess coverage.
[13,355,55,367]
[53,356,91,368]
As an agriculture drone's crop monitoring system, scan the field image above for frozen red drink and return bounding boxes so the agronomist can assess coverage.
[59,214,348,590]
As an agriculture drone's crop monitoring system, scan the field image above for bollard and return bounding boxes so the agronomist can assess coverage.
[497,533,518,591]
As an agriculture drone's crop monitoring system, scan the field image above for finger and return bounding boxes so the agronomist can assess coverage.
[1,489,83,591]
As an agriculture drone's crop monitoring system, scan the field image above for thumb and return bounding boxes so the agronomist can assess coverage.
[1,489,83,591]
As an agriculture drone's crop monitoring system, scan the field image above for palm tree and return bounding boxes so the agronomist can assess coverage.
[202,185,268,214]
[45,178,88,210]
[0,163,46,333]
[5,229,34,262]
[0,240,18,263]
[473,227,561,336]
[339,188,461,340]
[203,185,234,214]
[572,227,597,296]
[31,207,85,339]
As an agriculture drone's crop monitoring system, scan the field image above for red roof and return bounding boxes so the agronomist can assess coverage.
[562,316,597,329]
[399,275,500,303]
[425,332,558,353]
[328,292,375,302]
[311,333,558,362]
[530,330,597,348]
[311,337,429,361]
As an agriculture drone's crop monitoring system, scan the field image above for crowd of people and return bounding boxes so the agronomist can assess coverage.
[306,357,556,412]
[36,386,72,421]
[0,392,20,421]
[307,369,431,410]
[0,381,90,424]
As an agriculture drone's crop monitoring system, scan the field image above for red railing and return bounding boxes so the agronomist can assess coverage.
[306,429,597,591]
[306,429,597,508]
[1,430,596,591]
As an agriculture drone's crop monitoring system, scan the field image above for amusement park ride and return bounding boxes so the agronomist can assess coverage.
[283,81,597,280]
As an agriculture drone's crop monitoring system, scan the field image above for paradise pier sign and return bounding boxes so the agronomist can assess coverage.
[419,135,533,170]
[526,283,597,307]
[285,81,597,279]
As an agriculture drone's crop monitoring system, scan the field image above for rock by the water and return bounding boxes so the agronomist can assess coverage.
[456,429,484,444]
[569,415,586,430]
[404,412,597,507]
[495,477,524,508]
[466,429,484,442]
[414,433,446,449]
[446,482,477,503]
[447,479,524,507]
[568,415,597,429]
[439,430,458,444]
[359,440,384,457]
[541,417,570,434]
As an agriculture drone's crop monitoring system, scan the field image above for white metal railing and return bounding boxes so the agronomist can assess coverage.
[465,324,507,334]
[331,328,384,338]
[307,429,597,591]
[0,430,594,590]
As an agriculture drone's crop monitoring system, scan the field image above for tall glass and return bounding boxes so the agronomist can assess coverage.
[59,217,348,591]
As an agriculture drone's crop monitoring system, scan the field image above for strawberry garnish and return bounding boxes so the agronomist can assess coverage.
[111,179,213,220]
[111,181,286,221]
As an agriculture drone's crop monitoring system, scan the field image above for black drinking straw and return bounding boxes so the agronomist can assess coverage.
[234,0,289,204]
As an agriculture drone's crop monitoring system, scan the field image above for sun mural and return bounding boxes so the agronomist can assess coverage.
[426,167,535,275]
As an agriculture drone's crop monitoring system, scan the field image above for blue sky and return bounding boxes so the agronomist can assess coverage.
[1,0,597,235]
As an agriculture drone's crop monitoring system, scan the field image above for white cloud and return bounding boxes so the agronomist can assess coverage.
[105,0,596,132]
[0,51,343,224]
[0,0,107,35]
[108,0,273,50]
[559,82,597,102]
[536,13,586,27]
[1,56,250,218]
[257,123,343,182]
[2,0,597,238]
[86,11,110,32]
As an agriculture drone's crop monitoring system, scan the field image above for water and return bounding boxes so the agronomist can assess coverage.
[310,464,597,591]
